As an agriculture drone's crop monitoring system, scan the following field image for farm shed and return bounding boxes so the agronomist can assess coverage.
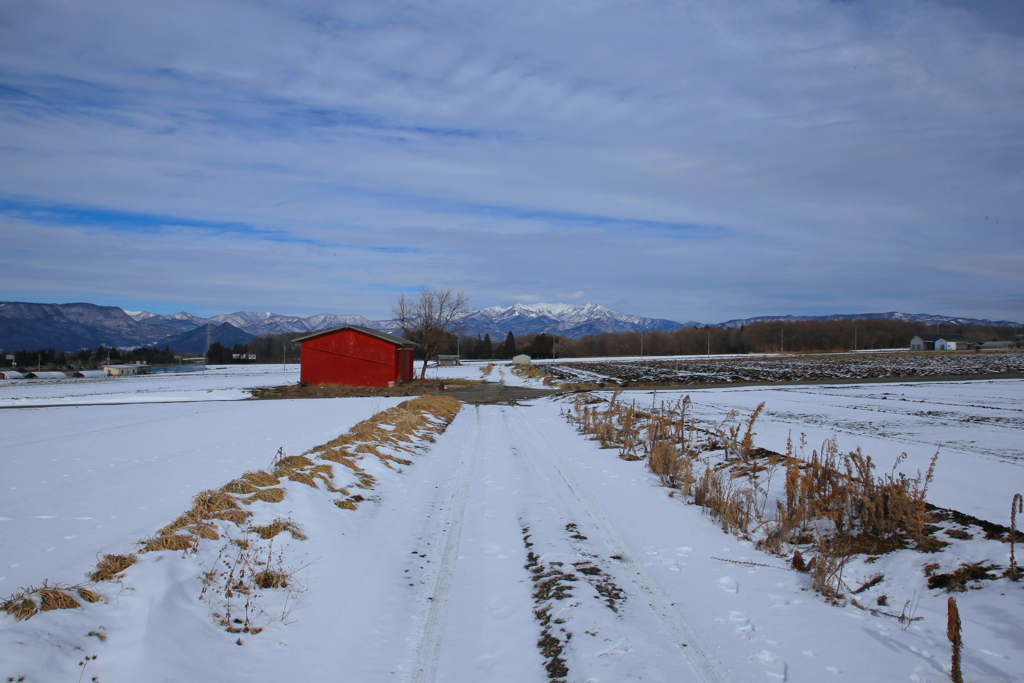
[0,370,24,379]
[293,325,418,387]
[513,354,532,365]
[910,333,969,351]
[73,370,108,378]
[24,371,67,379]
[936,337,971,351]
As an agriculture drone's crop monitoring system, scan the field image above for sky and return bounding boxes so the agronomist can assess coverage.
[0,0,1021,324]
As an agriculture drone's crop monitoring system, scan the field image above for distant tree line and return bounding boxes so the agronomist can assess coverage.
[549,320,1023,358]
[0,345,179,369]
[4,319,1018,369]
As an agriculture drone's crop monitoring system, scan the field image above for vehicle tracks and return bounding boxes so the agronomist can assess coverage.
[514,405,730,683]
[404,406,482,683]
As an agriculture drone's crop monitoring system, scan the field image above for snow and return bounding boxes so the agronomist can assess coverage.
[0,396,405,591]
[0,364,299,407]
[1,374,1022,682]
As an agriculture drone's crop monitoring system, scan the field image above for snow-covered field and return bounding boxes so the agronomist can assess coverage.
[0,364,300,407]
[0,395,404,592]
[1,370,1022,682]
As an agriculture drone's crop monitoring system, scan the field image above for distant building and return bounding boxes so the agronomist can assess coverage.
[293,325,417,387]
[936,337,971,351]
[104,364,152,376]
[910,333,970,351]
[513,354,532,365]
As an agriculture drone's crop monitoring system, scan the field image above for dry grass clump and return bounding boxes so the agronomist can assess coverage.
[249,517,307,540]
[1,581,100,620]
[770,436,938,551]
[254,568,290,589]
[222,479,259,495]
[154,488,253,543]
[242,470,280,487]
[335,498,358,510]
[75,585,101,603]
[244,487,286,504]
[88,553,137,582]
[191,489,244,518]
[139,534,198,553]
[318,449,362,469]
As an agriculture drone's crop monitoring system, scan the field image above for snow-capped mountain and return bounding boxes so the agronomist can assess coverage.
[3,301,1020,352]
[711,312,1022,329]
[459,303,699,338]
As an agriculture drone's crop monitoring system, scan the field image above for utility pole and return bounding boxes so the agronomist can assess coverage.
[707,329,710,357]
[854,326,858,351]
[204,323,212,372]
[37,353,41,371]
[640,331,644,359]
[781,329,784,354]
[283,342,286,370]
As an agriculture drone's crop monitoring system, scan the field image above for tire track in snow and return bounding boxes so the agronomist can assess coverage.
[404,406,482,683]
[514,406,730,683]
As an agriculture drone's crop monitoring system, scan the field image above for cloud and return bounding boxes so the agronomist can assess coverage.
[0,0,1021,322]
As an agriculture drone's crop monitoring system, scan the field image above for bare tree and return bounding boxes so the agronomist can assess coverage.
[393,288,469,379]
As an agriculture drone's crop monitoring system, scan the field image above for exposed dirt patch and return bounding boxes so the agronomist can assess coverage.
[523,526,573,682]
[249,379,481,400]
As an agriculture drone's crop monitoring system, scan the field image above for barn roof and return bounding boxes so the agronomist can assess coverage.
[292,324,419,347]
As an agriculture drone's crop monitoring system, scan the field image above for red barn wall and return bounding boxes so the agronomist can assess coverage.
[300,329,403,387]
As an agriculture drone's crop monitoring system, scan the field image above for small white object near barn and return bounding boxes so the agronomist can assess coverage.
[512,354,532,365]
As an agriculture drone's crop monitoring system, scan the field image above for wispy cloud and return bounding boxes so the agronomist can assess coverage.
[0,0,1021,322]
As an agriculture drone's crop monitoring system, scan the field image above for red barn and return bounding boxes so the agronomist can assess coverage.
[294,325,418,387]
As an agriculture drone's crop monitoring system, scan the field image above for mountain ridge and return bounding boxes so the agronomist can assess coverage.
[0,300,1019,352]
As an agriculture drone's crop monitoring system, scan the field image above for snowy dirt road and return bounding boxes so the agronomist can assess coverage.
[342,401,999,683]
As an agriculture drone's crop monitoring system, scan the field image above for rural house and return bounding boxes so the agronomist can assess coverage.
[294,325,417,387]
